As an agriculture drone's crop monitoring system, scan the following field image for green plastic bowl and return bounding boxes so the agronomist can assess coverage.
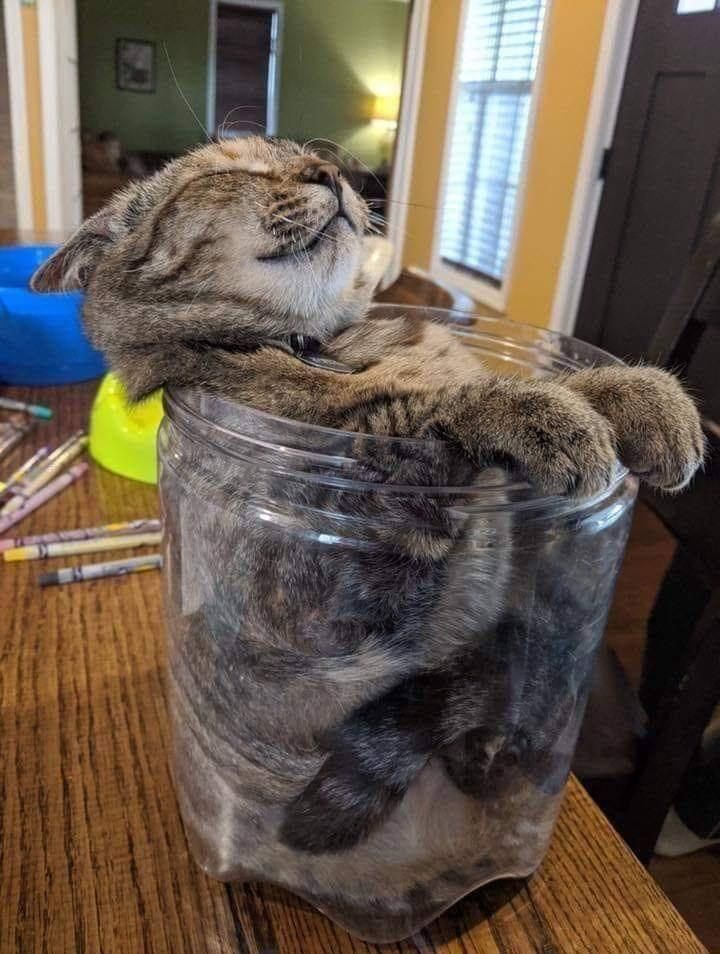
[89,373,163,484]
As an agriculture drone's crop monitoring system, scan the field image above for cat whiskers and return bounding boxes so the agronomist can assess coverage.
[300,139,436,220]
[218,112,270,139]
[163,43,210,142]
[366,213,386,236]
[270,213,344,250]
[302,137,386,196]
[291,242,321,297]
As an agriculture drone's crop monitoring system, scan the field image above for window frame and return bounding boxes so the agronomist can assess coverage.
[431,0,553,311]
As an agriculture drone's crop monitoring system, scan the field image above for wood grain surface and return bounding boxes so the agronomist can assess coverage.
[0,382,708,954]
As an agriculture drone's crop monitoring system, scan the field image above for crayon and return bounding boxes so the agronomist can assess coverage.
[4,531,162,562]
[39,554,163,587]
[0,397,53,419]
[0,446,49,495]
[1,434,88,516]
[0,518,161,553]
[0,462,88,535]
[25,430,86,481]
[0,420,35,463]
[43,430,86,466]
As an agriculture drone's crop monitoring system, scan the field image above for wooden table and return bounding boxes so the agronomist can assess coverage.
[0,382,708,954]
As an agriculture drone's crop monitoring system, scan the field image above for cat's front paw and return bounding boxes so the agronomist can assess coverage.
[474,380,619,498]
[566,366,705,492]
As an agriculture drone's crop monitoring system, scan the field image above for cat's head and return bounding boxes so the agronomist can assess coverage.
[32,137,374,396]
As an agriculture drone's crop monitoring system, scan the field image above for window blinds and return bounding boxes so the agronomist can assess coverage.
[439,0,547,285]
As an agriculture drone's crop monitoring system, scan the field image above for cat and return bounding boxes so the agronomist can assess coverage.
[32,136,704,941]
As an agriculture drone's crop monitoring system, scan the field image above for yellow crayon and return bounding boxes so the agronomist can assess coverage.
[4,531,162,562]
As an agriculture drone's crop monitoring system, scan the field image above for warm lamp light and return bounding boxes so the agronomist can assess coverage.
[371,93,400,127]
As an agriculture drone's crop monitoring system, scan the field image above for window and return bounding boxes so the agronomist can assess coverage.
[438,0,548,291]
[676,0,717,13]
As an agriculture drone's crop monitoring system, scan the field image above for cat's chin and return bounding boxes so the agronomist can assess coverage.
[257,213,355,263]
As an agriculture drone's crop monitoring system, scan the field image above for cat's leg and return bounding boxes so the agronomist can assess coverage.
[280,518,622,854]
[213,347,620,498]
[280,590,595,856]
[416,376,618,497]
[279,666,458,853]
[279,642,514,854]
[562,366,704,491]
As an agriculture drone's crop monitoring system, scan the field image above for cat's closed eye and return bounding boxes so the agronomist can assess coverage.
[30,136,377,387]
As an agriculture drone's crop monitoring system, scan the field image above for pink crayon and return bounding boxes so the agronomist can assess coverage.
[0,462,89,535]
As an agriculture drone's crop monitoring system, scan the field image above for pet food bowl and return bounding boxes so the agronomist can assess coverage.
[89,372,163,484]
[0,245,107,385]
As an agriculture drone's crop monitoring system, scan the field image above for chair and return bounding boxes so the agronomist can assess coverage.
[612,217,720,863]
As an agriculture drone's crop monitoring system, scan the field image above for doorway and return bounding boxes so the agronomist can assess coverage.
[207,0,282,138]
[22,0,424,272]
[575,0,720,415]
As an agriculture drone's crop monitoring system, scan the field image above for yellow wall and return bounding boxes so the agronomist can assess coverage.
[403,0,609,329]
[403,0,463,271]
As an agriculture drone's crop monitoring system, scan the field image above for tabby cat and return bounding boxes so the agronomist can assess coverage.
[33,136,704,941]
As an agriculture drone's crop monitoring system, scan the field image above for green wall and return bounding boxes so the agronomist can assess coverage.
[77,0,209,155]
[277,0,409,168]
[77,0,409,167]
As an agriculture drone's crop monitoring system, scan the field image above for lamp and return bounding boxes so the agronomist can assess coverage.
[371,93,400,128]
[371,93,400,170]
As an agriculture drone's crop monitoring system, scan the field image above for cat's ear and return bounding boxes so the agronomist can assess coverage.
[31,206,116,292]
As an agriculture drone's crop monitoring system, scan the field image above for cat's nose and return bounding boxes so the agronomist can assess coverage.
[304,162,343,201]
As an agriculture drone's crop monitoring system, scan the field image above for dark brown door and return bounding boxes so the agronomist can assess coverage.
[215,4,274,137]
[576,0,720,414]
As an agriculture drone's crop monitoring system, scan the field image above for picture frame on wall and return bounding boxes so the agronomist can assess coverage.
[116,38,156,93]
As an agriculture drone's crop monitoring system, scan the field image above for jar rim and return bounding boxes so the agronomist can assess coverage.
[162,306,631,512]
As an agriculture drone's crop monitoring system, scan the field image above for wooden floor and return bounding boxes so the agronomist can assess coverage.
[605,503,720,953]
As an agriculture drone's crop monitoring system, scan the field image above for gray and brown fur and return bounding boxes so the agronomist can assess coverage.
[33,137,704,942]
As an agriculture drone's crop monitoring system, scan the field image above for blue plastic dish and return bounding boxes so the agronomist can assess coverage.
[0,245,107,385]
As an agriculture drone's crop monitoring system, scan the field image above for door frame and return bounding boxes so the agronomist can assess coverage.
[3,0,82,233]
[2,0,33,230]
[549,0,640,335]
[206,0,284,138]
[384,0,431,283]
[36,0,83,233]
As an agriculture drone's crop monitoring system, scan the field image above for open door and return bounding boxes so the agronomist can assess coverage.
[209,1,282,138]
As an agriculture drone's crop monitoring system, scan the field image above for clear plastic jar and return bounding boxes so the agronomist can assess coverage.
[158,307,637,943]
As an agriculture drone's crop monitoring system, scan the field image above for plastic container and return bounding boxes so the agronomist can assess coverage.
[89,373,163,484]
[157,307,637,943]
[0,245,106,385]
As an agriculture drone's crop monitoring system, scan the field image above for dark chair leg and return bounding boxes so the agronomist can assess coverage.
[618,591,720,864]
[640,544,712,720]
